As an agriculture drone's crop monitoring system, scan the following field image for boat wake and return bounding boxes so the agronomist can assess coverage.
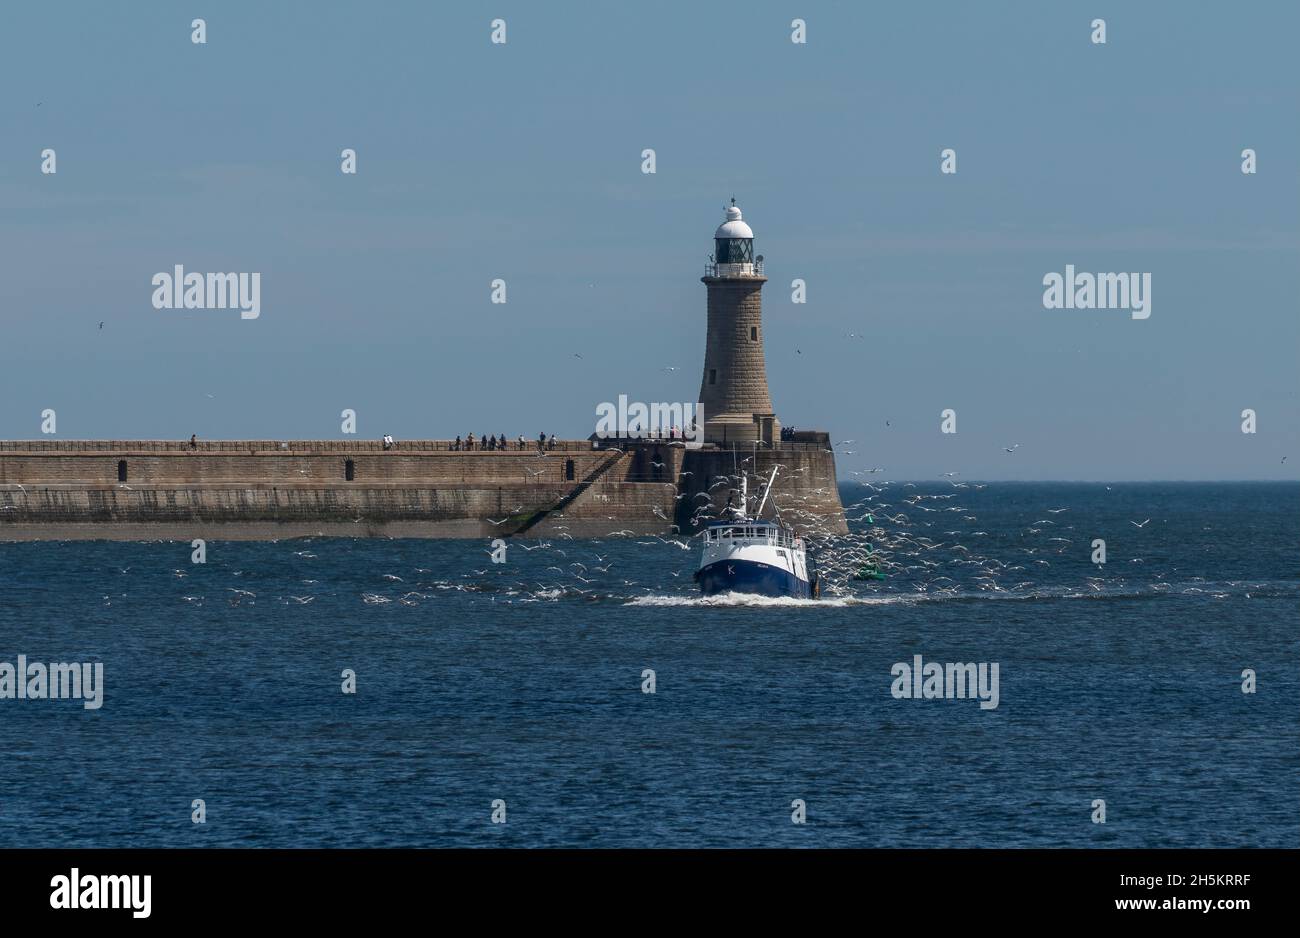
[627,591,908,608]
[624,581,1287,608]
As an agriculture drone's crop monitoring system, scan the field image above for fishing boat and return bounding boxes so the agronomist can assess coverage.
[694,467,819,599]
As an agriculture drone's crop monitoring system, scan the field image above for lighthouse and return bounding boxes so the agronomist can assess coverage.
[698,200,779,445]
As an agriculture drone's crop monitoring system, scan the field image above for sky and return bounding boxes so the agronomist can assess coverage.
[1,1,1296,480]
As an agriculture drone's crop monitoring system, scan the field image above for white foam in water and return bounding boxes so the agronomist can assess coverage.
[626,592,916,608]
[625,585,1195,607]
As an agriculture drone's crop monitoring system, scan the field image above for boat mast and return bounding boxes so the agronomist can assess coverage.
[755,466,779,519]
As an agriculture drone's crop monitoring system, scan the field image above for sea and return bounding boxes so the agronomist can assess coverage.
[1,482,1295,848]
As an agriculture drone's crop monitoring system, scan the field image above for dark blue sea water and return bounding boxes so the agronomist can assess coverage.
[1,482,1296,848]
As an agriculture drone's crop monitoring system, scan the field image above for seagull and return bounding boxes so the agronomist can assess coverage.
[98,321,104,330]
[1130,519,1151,528]
[1003,444,1020,453]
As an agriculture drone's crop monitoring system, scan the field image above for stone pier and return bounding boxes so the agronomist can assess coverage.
[0,438,846,540]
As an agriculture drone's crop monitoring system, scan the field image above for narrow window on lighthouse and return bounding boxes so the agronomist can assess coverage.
[750,327,757,341]
[709,369,717,385]
[117,460,128,482]
[345,459,355,481]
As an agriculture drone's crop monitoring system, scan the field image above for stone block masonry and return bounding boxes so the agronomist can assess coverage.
[0,439,845,540]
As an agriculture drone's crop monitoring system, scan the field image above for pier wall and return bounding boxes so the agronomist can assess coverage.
[0,439,845,540]
[0,445,614,487]
[676,443,848,536]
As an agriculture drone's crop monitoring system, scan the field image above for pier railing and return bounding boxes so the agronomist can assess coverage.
[0,439,600,454]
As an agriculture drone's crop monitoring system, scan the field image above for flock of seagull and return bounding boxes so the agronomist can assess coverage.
[141,464,1206,609]
[56,430,1262,607]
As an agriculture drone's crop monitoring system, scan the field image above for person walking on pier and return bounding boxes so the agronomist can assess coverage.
[189,434,198,450]
[517,433,526,451]
[538,432,546,452]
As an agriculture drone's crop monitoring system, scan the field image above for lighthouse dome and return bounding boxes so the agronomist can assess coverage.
[714,204,754,240]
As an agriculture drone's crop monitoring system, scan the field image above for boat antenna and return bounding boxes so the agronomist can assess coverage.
[731,448,741,516]
[755,465,779,519]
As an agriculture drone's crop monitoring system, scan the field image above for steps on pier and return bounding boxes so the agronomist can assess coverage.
[508,449,628,536]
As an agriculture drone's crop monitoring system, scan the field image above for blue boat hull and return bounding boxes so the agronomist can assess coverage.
[695,559,815,599]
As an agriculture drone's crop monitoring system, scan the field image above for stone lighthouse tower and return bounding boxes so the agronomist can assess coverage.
[698,200,779,445]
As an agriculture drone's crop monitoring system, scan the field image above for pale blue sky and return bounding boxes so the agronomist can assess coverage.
[1,1,1296,479]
